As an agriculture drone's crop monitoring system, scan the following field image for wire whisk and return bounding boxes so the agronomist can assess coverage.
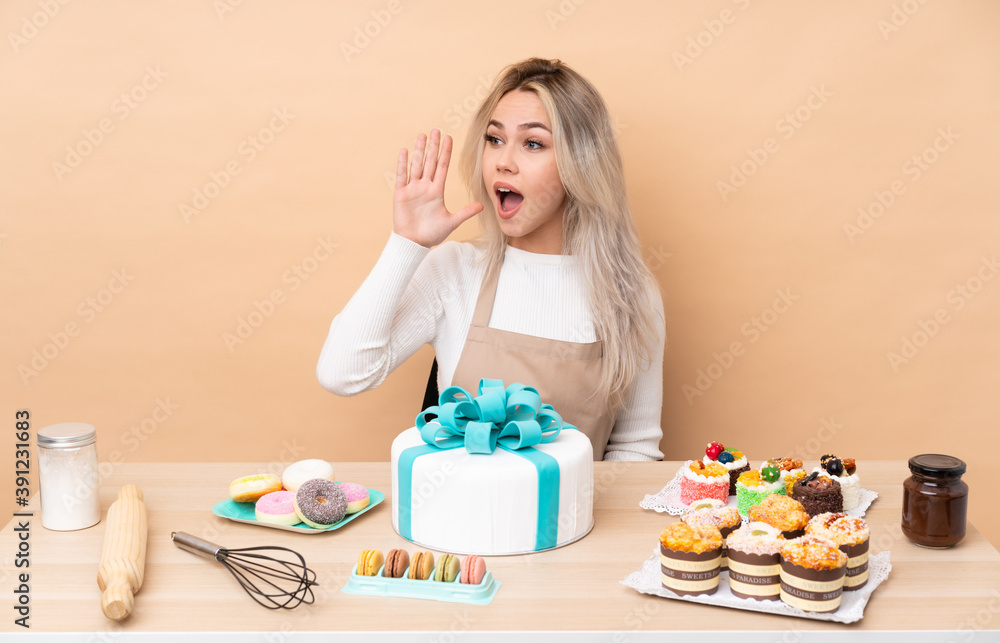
[171,531,318,609]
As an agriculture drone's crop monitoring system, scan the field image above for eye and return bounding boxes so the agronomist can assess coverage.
[483,133,501,146]
[526,139,544,150]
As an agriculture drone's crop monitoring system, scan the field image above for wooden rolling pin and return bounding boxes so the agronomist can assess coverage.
[97,484,148,620]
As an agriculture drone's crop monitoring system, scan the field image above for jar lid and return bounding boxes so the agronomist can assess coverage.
[908,454,966,478]
[37,422,97,449]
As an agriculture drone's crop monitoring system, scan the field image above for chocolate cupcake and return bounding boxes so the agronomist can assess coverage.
[682,500,741,571]
[814,456,862,511]
[659,523,723,597]
[726,522,785,601]
[779,535,848,613]
[806,512,870,591]
[790,473,843,517]
[749,494,810,539]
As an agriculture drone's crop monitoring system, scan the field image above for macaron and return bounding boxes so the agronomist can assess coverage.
[254,490,301,526]
[460,554,487,585]
[408,550,435,581]
[384,549,410,578]
[282,459,335,493]
[357,549,384,576]
[338,482,370,514]
[433,554,461,583]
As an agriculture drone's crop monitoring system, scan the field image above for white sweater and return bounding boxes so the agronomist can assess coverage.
[316,232,665,461]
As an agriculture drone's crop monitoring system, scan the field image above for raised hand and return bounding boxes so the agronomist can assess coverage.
[393,128,484,248]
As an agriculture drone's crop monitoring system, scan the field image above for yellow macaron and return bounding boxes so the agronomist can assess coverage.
[357,549,384,576]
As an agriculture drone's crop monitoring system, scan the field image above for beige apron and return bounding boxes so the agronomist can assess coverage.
[450,261,615,460]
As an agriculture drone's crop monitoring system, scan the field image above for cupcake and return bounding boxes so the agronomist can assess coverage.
[779,535,848,613]
[814,455,861,511]
[790,472,843,517]
[682,500,741,571]
[703,442,750,496]
[726,522,786,601]
[659,522,724,597]
[748,494,810,539]
[679,460,730,506]
[806,512,870,591]
[735,466,786,517]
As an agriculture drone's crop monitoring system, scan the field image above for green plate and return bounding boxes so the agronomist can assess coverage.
[212,484,384,534]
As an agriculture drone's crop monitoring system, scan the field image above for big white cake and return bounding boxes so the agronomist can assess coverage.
[391,426,594,555]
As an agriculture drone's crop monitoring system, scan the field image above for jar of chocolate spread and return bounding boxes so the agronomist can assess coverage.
[901,454,968,548]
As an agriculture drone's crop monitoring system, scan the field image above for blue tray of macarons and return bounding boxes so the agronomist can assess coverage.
[341,564,500,605]
[212,485,384,534]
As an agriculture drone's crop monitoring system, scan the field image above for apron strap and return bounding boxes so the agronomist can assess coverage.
[470,263,501,328]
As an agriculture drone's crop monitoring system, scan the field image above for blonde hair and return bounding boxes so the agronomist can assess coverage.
[459,57,664,415]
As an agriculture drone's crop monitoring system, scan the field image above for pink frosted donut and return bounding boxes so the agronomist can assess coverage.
[338,482,370,514]
[255,491,301,526]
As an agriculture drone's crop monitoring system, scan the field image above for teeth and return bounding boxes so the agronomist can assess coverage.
[497,188,510,192]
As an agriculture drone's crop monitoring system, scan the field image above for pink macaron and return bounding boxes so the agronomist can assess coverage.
[460,554,487,585]
[255,490,301,526]
[337,482,370,514]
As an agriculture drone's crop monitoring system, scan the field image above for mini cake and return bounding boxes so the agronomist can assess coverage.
[704,442,750,496]
[790,472,843,517]
[679,460,730,506]
[773,457,806,481]
[659,522,724,597]
[806,512,871,591]
[779,535,848,613]
[735,466,786,517]
[814,455,861,511]
[681,500,741,570]
[783,469,809,493]
[748,494,810,539]
[726,522,786,601]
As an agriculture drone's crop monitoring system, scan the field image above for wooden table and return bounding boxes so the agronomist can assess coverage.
[2,462,999,642]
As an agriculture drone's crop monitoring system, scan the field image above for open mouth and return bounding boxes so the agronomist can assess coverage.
[496,186,524,215]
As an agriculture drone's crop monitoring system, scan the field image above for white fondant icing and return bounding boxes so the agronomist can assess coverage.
[391,427,594,555]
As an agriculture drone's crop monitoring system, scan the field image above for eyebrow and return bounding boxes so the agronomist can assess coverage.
[488,119,551,133]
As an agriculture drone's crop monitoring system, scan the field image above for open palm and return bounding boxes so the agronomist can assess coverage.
[393,129,484,248]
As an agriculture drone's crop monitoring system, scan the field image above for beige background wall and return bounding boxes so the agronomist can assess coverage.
[2,1,998,547]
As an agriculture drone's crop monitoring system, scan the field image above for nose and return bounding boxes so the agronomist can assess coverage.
[496,144,516,173]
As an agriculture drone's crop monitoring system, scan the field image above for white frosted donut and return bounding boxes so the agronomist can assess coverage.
[281,459,335,492]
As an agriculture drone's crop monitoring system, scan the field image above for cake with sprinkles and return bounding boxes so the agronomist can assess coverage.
[681,500,741,570]
[735,464,786,517]
[703,441,749,496]
[813,455,861,511]
[779,535,848,613]
[726,522,786,601]
[806,512,870,591]
[679,460,730,506]
[748,493,810,539]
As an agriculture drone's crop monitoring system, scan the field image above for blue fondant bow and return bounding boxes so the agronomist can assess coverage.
[414,378,576,454]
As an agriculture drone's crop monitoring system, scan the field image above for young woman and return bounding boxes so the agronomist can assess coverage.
[317,57,665,461]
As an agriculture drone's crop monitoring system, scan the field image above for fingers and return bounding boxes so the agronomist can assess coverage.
[433,134,453,187]
[409,133,426,182]
[395,147,408,189]
[423,129,441,182]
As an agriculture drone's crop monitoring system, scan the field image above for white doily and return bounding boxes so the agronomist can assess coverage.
[639,467,879,518]
[620,547,892,623]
